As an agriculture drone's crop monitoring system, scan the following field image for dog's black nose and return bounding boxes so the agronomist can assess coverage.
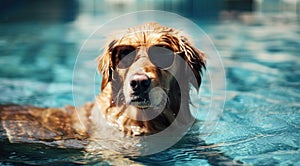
[130,74,151,92]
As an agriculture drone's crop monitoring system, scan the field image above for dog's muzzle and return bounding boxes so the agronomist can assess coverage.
[128,74,151,108]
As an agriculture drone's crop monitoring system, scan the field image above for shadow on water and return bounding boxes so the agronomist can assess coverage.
[0,126,244,166]
[130,135,245,166]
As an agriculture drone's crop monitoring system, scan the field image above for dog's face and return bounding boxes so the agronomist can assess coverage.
[97,22,206,135]
[114,44,173,109]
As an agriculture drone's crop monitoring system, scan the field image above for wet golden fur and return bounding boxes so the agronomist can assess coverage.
[0,22,206,143]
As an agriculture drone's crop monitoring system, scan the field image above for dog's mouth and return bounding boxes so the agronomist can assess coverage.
[123,87,169,121]
[127,87,168,110]
[129,95,151,109]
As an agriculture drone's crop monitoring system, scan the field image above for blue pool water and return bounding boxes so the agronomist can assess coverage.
[0,10,300,166]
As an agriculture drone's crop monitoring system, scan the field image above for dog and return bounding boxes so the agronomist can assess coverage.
[0,22,206,148]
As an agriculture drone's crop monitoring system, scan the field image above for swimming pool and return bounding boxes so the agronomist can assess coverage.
[0,9,299,166]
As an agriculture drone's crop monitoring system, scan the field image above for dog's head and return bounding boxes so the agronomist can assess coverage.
[97,22,206,134]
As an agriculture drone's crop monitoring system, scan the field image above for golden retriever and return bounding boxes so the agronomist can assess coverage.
[0,22,206,144]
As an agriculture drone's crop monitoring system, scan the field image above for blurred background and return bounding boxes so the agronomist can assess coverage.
[0,0,299,22]
[0,0,299,165]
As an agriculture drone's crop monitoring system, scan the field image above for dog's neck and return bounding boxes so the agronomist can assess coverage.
[91,82,192,136]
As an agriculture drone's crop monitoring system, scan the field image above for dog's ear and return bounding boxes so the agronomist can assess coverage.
[179,37,206,90]
[98,40,117,90]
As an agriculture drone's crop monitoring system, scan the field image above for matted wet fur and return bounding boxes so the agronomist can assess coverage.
[0,22,206,143]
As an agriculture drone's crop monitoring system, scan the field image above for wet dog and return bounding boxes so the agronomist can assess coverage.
[0,22,206,144]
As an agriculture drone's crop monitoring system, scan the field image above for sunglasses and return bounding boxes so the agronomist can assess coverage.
[111,45,181,69]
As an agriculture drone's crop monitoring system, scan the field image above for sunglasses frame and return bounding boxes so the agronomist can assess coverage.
[110,44,183,70]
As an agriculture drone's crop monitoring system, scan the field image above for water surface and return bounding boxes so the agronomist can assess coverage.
[0,12,299,165]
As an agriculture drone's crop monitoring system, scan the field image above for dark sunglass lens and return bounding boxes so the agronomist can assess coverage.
[148,45,175,69]
[113,46,136,69]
